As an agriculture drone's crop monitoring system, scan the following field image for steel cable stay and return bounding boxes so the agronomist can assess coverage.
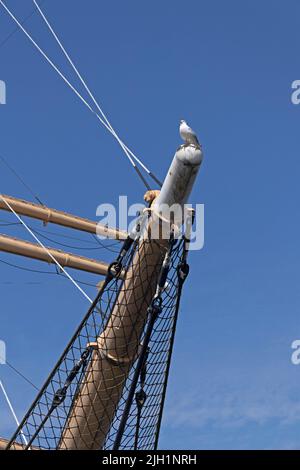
[0,256,99,288]
[1,361,39,392]
[0,0,139,184]
[0,0,47,50]
[27,227,119,253]
[0,0,162,190]
[32,0,162,188]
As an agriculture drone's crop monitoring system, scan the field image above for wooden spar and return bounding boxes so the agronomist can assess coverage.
[0,195,127,240]
[0,233,110,276]
[0,437,39,451]
[0,438,22,450]
[59,144,203,450]
[0,437,23,451]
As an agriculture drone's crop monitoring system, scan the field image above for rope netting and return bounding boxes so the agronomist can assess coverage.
[6,227,189,451]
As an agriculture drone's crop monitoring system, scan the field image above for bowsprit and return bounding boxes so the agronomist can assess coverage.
[5,133,204,451]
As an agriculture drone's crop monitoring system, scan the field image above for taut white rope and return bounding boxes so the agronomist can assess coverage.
[0,379,29,447]
[0,0,161,187]
[32,0,158,181]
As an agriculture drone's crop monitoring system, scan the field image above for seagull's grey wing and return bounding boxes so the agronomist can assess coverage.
[188,126,200,144]
[193,133,200,145]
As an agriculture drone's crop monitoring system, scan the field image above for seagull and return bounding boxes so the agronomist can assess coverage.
[179,120,200,147]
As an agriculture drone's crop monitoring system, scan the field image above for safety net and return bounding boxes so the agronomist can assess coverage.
[6,224,190,450]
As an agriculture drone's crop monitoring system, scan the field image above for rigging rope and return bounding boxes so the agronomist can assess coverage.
[0,0,162,189]
[0,257,97,288]
[33,1,162,188]
[30,227,119,253]
[32,0,162,188]
[3,361,39,392]
[0,0,46,50]
[0,195,93,304]
[0,218,118,250]
[26,228,115,252]
[0,256,60,275]
[0,153,44,206]
[0,379,29,447]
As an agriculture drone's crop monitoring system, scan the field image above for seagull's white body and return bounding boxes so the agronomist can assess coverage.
[179,120,200,146]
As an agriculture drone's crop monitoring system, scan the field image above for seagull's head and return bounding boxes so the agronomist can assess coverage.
[180,119,186,125]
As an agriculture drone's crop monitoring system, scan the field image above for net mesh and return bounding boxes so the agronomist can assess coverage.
[6,233,187,451]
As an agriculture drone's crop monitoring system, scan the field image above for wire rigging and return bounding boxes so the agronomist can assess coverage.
[0,217,119,249]
[0,257,97,288]
[0,222,20,227]
[30,226,119,253]
[0,0,46,50]
[0,257,59,275]
[32,0,162,188]
[0,153,44,205]
[0,0,161,189]
[4,362,39,392]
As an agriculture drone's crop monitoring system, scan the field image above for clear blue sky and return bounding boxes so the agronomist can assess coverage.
[1,0,300,450]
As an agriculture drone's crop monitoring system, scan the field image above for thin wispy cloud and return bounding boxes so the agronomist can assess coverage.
[164,367,300,430]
